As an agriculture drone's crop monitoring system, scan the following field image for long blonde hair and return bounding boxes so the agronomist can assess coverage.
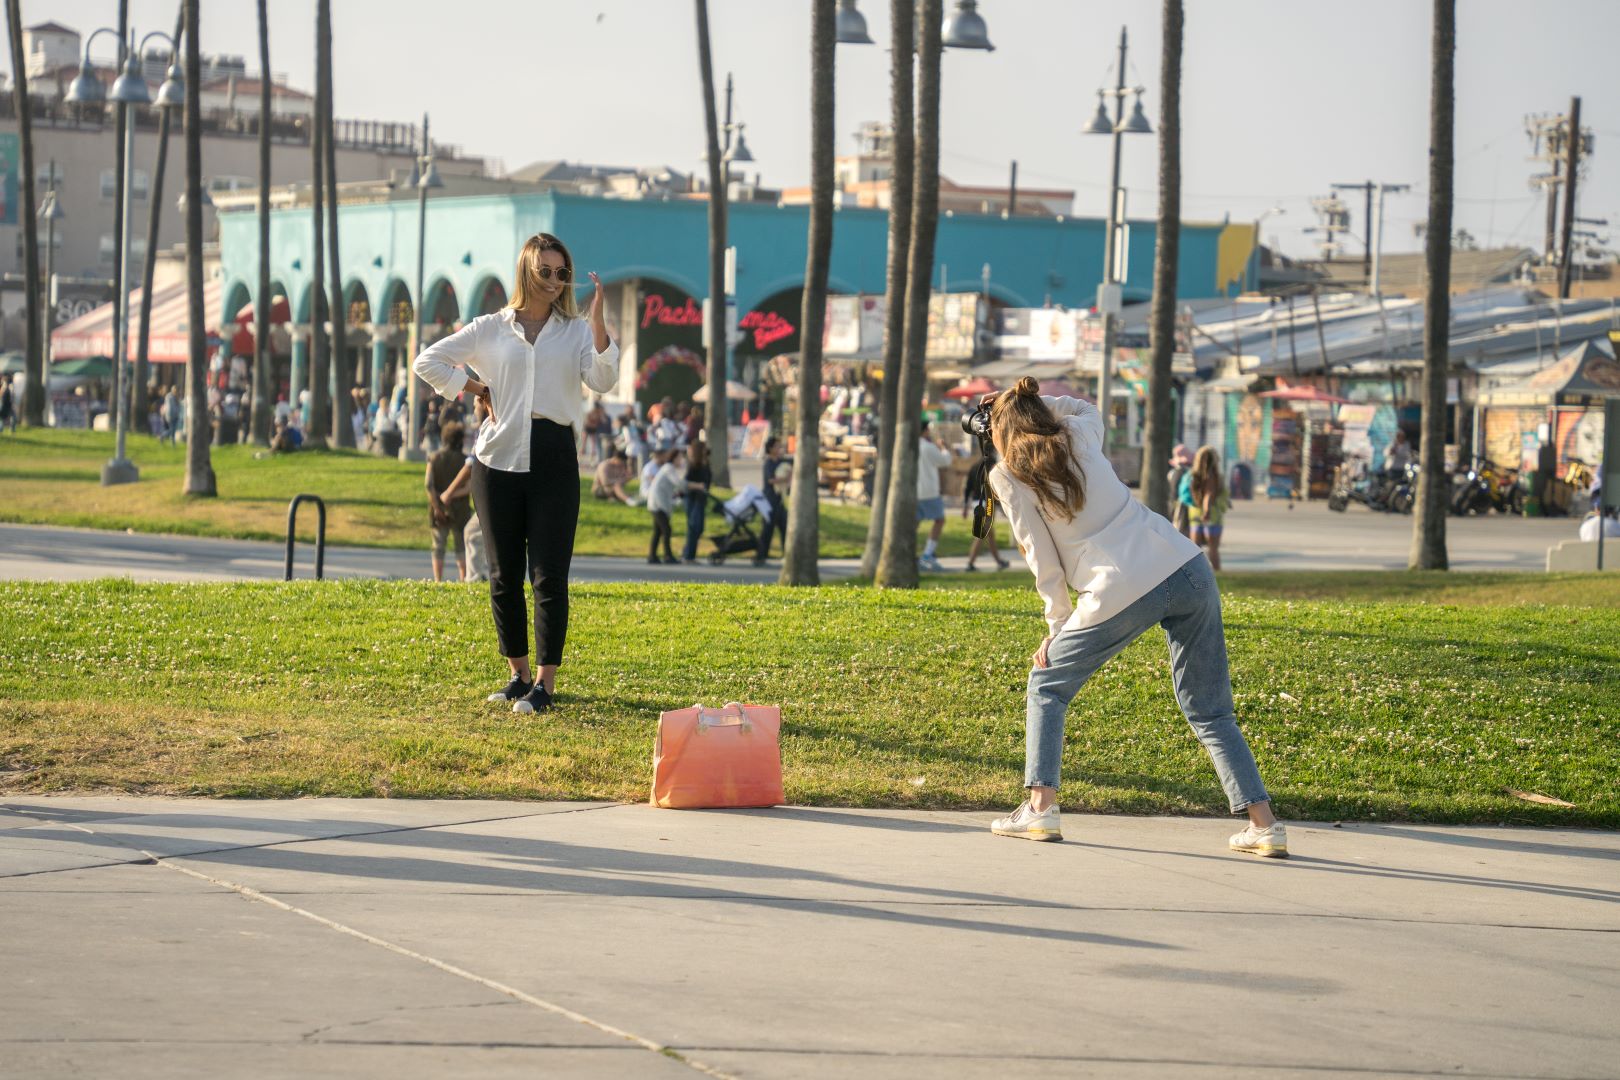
[506,233,580,319]
[1190,446,1224,504]
[990,376,1087,521]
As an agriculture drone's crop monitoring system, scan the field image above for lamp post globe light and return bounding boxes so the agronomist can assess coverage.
[835,0,874,45]
[942,0,994,50]
[1083,25,1150,443]
[67,28,185,485]
[402,113,442,463]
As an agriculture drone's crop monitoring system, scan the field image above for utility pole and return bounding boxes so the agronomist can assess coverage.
[1333,180,1408,293]
[1559,96,1582,298]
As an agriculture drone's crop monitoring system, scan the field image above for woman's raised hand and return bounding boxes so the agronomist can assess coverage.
[588,271,605,324]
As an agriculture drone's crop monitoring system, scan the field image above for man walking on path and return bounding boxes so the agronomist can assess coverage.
[916,423,951,572]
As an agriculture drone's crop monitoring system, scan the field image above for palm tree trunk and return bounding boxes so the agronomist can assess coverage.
[321,0,353,448]
[859,0,914,580]
[136,3,186,428]
[182,0,215,495]
[250,0,273,445]
[875,0,942,589]
[1139,0,1182,516]
[1410,0,1453,570]
[5,0,44,425]
[781,0,837,587]
[307,13,329,450]
[695,0,730,488]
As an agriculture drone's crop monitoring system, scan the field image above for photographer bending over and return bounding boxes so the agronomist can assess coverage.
[983,378,1285,856]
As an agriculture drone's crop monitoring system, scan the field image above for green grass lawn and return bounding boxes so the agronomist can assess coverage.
[0,428,972,557]
[2,577,1615,826]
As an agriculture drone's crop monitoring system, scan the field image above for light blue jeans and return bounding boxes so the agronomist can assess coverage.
[1025,554,1270,813]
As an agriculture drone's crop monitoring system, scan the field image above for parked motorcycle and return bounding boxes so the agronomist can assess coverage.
[1451,457,1524,516]
[1328,461,1415,514]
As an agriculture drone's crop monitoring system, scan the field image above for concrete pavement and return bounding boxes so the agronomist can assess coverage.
[3,796,1617,1078]
[0,498,1583,584]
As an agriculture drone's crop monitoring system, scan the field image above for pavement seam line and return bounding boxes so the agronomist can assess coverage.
[0,802,623,880]
[142,851,740,1080]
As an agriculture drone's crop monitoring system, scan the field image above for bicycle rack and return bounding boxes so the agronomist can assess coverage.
[285,494,327,581]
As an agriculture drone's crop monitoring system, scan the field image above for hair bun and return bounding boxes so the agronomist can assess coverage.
[1014,376,1040,397]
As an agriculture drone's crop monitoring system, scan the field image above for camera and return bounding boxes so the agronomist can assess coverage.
[960,403,997,539]
[961,403,992,450]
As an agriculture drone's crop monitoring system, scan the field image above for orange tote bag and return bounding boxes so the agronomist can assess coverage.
[651,702,784,809]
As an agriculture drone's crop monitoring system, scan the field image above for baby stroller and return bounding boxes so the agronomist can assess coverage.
[707,485,771,565]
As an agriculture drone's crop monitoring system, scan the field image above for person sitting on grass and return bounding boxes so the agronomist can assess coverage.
[592,449,634,505]
[982,377,1286,857]
[426,421,472,582]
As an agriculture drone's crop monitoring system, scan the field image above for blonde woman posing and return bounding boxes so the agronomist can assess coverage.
[983,378,1285,856]
[414,233,618,714]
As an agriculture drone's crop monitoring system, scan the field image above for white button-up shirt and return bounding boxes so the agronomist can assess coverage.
[412,309,619,473]
[990,396,1201,637]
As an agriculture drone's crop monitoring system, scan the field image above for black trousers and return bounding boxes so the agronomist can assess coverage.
[470,419,579,666]
[649,510,674,560]
[757,493,787,558]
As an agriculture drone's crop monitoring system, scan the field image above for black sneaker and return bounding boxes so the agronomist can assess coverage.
[513,684,554,715]
[487,674,533,703]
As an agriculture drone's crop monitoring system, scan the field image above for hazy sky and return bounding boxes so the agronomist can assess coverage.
[24,0,1620,260]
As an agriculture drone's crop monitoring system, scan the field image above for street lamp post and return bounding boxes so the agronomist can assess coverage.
[67,28,183,484]
[1083,26,1151,442]
[401,113,443,463]
[38,174,65,419]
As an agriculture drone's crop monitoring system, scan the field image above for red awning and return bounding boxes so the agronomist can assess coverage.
[235,296,292,324]
[49,280,224,364]
[1260,384,1349,404]
[944,376,1001,400]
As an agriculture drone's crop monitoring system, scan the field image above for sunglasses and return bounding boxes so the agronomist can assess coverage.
[535,265,573,283]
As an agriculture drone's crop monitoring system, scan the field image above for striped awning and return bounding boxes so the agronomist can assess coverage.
[49,279,225,364]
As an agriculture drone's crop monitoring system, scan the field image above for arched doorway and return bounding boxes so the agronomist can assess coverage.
[735,287,804,427]
[470,276,507,318]
[634,277,706,415]
[343,279,373,396]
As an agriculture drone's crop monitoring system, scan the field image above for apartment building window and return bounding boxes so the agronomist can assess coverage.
[16,232,65,261]
[99,169,151,200]
[98,234,149,266]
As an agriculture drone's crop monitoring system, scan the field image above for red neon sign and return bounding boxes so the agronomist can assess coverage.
[641,294,704,330]
[740,309,795,351]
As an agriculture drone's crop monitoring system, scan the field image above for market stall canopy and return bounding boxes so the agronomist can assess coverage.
[1260,383,1349,404]
[51,356,115,380]
[1476,337,1620,407]
[944,376,1000,400]
[1038,379,1088,400]
[692,379,757,402]
[49,280,225,363]
[233,296,292,324]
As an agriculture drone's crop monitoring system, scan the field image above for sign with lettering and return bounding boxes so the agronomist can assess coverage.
[734,289,803,361]
[637,281,707,377]
[0,133,16,226]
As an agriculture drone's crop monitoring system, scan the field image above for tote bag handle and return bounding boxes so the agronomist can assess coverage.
[696,702,751,730]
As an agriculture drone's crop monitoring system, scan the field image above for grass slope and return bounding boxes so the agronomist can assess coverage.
[0,428,968,557]
[2,578,1614,826]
